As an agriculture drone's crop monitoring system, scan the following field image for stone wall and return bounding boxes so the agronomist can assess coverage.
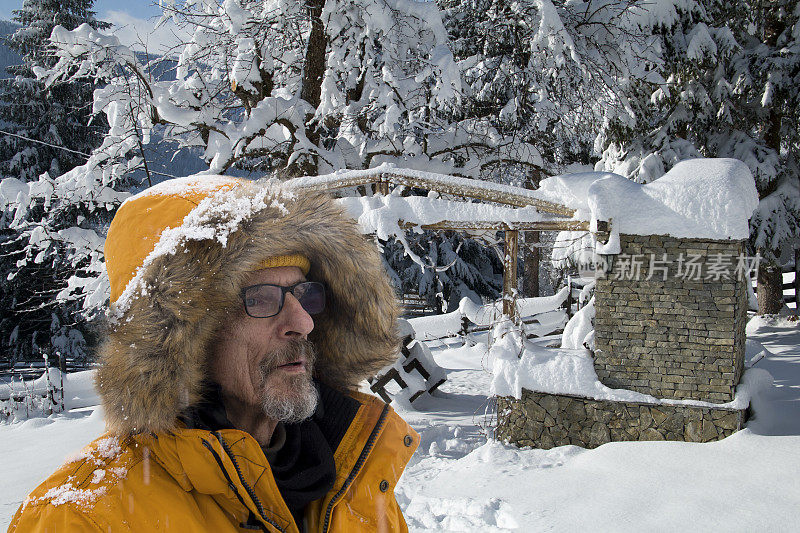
[496,389,746,449]
[593,234,748,403]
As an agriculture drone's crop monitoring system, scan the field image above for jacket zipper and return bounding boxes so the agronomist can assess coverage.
[201,439,270,531]
[320,403,391,533]
[204,433,286,533]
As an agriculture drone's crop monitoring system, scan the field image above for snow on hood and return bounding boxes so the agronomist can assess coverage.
[120,174,244,205]
[536,158,758,242]
[111,176,293,318]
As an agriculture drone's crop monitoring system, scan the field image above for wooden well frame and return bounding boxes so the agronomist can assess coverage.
[289,171,609,319]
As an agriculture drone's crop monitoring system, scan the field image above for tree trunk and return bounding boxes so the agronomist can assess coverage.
[299,0,327,174]
[757,262,784,315]
[756,1,786,297]
[301,0,327,110]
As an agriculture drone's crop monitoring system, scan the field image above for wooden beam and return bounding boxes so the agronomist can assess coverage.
[377,173,574,216]
[289,174,376,192]
[503,230,519,320]
[288,171,575,216]
[399,220,592,232]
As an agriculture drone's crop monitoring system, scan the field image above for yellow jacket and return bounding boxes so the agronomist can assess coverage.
[9,392,417,532]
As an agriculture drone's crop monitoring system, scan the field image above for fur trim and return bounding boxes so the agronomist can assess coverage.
[97,182,400,435]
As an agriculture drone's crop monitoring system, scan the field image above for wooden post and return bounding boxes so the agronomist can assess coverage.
[564,276,574,318]
[523,231,540,297]
[376,174,390,196]
[522,173,540,297]
[502,230,519,320]
[59,352,66,413]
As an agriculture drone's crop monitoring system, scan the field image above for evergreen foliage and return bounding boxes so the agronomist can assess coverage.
[439,0,665,177]
[0,0,108,180]
[383,231,504,313]
[0,0,108,365]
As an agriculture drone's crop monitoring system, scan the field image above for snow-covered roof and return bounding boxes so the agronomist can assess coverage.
[289,158,758,243]
[338,194,549,237]
[285,163,573,215]
[536,158,758,241]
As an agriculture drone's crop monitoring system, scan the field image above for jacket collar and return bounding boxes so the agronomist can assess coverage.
[137,391,418,532]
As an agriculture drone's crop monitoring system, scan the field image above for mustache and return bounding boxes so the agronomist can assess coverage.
[259,338,316,374]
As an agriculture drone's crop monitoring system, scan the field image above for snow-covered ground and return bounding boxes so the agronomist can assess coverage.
[1,316,799,530]
[396,317,800,531]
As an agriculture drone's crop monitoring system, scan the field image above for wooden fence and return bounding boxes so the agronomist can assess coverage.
[405,288,572,342]
[0,355,96,382]
[400,293,437,318]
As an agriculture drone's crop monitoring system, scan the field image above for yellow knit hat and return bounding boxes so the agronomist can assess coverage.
[253,254,310,274]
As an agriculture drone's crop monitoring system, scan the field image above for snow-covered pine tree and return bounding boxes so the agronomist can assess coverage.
[441,0,646,173]
[0,0,108,180]
[383,231,504,313]
[0,0,108,366]
[439,0,665,296]
[596,0,800,314]
[595,1,740,183]
[5,0,547,321]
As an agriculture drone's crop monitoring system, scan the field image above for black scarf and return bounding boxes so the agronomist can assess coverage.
[181,381,360,530]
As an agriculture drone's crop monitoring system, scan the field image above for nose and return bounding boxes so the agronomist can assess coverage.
[277,292,315,338]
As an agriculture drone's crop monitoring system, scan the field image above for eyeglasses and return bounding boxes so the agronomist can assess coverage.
[241,281,326,318]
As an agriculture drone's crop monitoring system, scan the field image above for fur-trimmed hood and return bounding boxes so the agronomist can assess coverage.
[98,177,400,435]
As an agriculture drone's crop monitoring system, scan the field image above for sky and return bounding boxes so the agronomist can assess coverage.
[1,1,186,53]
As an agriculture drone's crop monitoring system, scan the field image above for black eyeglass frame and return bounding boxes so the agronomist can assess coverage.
[240,281,326,318]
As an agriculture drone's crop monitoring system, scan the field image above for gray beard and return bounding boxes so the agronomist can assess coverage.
[258,339,319,423]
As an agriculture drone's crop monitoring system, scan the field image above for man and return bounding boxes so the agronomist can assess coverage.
[10,176,418,532]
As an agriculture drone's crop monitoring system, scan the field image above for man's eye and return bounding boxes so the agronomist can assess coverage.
[293,285,308,298]
[245,298,260,307]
